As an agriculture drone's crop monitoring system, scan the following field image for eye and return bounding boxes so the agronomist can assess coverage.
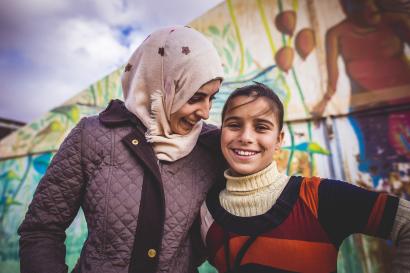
[255,125,269,132]
[210,94,217,101]
[224,122,240,130]
[187,96,202,104]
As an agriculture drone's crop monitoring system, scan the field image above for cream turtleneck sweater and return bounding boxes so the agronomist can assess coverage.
[219,161,290,217]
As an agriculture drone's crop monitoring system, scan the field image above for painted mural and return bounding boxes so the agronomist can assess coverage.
[0,0,409,272]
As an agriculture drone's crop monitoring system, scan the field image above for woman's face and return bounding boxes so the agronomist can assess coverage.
[221,96,284,176]
[170,79,221,135]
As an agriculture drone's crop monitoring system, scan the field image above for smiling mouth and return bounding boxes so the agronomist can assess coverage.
[232,149,260,156]
[182,118,197,128]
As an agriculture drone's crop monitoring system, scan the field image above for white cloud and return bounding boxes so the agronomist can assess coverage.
[0,0,224,122]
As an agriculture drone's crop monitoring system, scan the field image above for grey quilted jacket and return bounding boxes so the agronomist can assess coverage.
[18,100,225,273]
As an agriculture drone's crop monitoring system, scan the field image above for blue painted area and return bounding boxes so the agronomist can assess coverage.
[33,153,53,175]
[348,116,381,187]
[283,141,330,155]
[348,116,368,173]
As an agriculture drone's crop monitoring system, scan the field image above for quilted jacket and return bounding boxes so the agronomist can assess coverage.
[18,100,225,273]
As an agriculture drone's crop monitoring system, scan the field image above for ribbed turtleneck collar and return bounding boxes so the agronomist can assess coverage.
[224,161,280,193]
[220,161,290,217]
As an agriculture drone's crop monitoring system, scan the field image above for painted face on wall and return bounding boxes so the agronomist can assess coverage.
[340,0,381,27]
[221,96,284,176]
[169,79,221,135]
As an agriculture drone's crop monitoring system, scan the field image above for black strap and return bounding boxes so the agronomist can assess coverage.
[233,235,257,271]
[223,231,258,273]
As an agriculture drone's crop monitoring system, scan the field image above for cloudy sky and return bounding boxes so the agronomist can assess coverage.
[0,0,224,123]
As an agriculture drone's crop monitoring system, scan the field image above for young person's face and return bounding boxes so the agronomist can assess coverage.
[170,79,220,135]
[221,96,284,176]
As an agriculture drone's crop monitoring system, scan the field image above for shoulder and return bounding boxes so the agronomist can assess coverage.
[327,20,344,34]
[298,177,324,219]
[98,99,142,128]
[198,122,222,153]
[200,122,220,137]
[80,115,113,132]
[299,176,322,196]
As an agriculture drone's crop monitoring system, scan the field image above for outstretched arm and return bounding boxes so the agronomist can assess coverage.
[318,178,410,271]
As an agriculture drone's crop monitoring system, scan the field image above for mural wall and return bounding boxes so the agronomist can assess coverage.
[0,0,409,272]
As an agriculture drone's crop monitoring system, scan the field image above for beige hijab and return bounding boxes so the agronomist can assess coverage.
[122,26,224,161]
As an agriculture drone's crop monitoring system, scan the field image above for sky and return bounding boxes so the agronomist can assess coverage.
[0,0,224,123]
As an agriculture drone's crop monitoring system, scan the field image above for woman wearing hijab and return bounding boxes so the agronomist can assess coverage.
[18,26,224,273]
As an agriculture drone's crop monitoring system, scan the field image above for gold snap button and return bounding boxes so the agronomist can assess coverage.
[147,248,156,258]
[131,139,139,145]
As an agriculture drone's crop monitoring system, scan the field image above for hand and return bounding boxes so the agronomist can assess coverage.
[311,98,328,118]
[310,98,329,128]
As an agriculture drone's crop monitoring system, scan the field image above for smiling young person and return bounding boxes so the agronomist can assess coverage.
[200,83,410,273]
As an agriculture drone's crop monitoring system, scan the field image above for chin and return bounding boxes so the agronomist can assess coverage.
[229,165,258,176]
[171,126,191,135]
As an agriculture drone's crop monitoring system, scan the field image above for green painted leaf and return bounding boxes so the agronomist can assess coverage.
[5,196,22,206]
[70,106,80,123]
[208,26,220,36]
[51,105,73,115]
[21,133,31,140]
[283,141,331,155]
[0,170,20,181]
[222,24,230,38]
[30,123,39,130]
[227,37,236,51]
[234,57,239,70]
[223,48,233,68]
[246,50,253,67]
[51,120,64,132]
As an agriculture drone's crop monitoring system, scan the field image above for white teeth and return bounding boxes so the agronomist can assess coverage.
[184,119,196,126]
[234,149,257,156]
[183,119,195,126]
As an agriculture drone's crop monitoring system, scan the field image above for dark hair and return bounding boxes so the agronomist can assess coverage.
[221,82,284,131]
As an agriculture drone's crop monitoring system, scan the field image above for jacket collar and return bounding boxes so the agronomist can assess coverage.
[99,99,141,127]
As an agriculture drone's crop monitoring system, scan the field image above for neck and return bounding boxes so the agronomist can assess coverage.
[219,161,290,217]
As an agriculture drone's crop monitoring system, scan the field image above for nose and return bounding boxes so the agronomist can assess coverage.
[238,127,253,144]
[196,101,211,120]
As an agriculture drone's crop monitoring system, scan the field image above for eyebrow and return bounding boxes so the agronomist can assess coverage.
[223,116,275,127]
[194,89,220,97]
[254,118,274,127]
[223,116,240,123]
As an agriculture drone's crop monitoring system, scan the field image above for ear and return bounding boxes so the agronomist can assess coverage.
[275,131,285,150]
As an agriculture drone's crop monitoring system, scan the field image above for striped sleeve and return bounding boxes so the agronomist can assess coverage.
[317,178,399,247]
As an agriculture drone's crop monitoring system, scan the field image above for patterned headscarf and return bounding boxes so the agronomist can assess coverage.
[122,26,224,161]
